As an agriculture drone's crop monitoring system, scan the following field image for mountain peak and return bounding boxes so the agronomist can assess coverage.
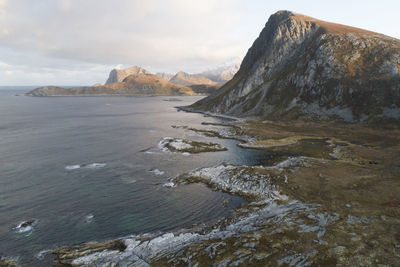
[271,10,382,36]
[105,66,150,84]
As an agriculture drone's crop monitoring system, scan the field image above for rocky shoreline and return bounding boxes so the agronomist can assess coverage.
[35,116,400,266]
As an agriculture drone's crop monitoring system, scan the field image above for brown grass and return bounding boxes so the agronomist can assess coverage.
[293,13,385,36]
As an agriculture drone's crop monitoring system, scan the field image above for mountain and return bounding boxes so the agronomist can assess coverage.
[104,73,195,96]
[105,66,150,84]
[155,72,174,81]
[169,71,218,87]
[169,71,221,94]
[200,63,240,84]
[189,11,400,122]
[26,73,195,96]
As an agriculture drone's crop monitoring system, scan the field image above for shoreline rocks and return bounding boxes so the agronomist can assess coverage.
[158,137,227,154]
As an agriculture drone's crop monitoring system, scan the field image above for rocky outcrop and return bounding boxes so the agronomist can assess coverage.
[190,10,400,122]
[105,66,150,84]
[26,73,196,96]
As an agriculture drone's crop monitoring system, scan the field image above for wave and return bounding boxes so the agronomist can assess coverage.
[163,182,176,188]
[65,164,81,170]
[149,169,165,176]
[85,163,106,169]
[14,219,39,235]
[65,163,106,170]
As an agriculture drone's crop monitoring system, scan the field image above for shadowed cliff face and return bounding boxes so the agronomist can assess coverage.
[190,10,400,122]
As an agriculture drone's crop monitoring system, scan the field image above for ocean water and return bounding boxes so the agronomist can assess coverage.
[0,89,271,265]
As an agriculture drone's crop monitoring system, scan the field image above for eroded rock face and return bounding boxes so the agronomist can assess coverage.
[191,10,400,122]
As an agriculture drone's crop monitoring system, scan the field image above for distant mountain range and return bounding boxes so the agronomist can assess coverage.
[189,10,400,122]
[27,63,240,96]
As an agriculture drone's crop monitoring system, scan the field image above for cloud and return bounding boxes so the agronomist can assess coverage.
[0,0,246,85]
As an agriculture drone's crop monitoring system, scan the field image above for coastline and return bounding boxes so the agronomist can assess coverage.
[42,108,400,266]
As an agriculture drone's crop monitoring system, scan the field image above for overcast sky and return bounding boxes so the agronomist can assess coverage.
[0,0,398,86]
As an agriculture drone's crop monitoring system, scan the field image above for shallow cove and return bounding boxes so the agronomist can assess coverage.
[0,91,272,265]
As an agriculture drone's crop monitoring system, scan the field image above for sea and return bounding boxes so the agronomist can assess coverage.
[0,87,272,265]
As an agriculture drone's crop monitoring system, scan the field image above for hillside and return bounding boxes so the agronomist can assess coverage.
[189,10,400,122]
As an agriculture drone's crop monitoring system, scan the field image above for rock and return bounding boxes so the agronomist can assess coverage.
[14,219,38,234]
[0,256,16,267]
[158,137,227,154]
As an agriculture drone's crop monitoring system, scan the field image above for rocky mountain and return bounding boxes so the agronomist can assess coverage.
[189,11,400,122]
[105,66,150,84]
[104,73,195,96]
[169,71,221,95]
[200,63,240,84]
[156,72,174,81]
[26,73,195,96]
[169,71,218,87]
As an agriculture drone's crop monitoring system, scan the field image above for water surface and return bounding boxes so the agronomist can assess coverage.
[0,90,271,265]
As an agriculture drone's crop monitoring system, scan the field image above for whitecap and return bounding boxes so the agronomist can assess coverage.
[65,164,81,170]
[182,152,191,156]
[85,214,95,223]
[150,169,165,176]
[158,137,172,152]
[14,219,38,234]
[163,182,176,188]
[35,249,51,260]
[85,163,106,169]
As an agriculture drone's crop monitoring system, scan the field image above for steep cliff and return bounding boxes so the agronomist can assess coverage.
[190,11,400,122]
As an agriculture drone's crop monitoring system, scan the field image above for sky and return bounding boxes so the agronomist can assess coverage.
[0,0,398,86]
